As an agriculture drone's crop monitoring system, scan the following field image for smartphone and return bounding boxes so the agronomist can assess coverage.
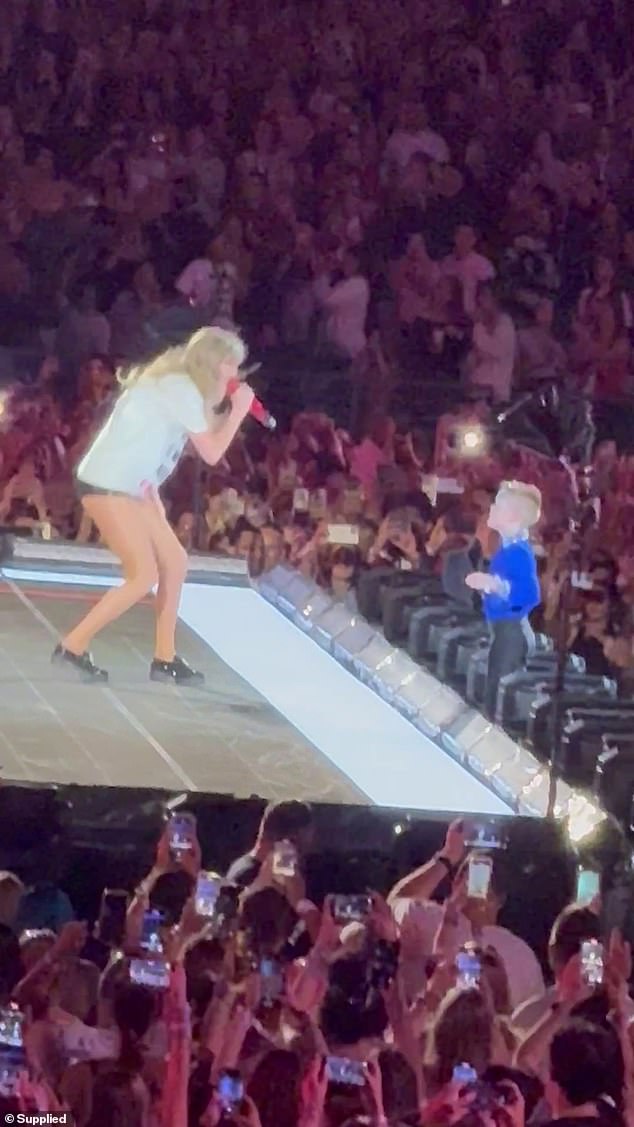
[212,885,240,937]
[327,523,359,546]
[140,908,164,954]
[217,1068,244,1111]
[272,840,297,879]
[453,1062,478,1086]
[259,956,284,1006]
[467,856,493,901]
[195,871,221,918]
[465,819,503,851]
[332,894,373,924]
[98,888,130,947]
[421,475,438,506]
[309,488,327,517]
[0,1007,24,1049]
[451,1070,498,1111]
[456,948,481,990]
[576,868,600,906]
[293,487,309,512]
[129,957,170,990]
[580,940,604,987]
[325,1055,366,1086]
[167,812,196,856]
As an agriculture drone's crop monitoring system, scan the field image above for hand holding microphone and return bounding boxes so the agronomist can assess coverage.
[226,376,277,431]
[229,381,255,422]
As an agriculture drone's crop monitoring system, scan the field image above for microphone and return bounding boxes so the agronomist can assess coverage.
[226,376,277,431]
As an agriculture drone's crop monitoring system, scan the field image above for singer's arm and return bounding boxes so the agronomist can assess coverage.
[189,386,254,467]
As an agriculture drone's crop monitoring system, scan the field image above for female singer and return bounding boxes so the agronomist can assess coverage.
[53,326,254,684]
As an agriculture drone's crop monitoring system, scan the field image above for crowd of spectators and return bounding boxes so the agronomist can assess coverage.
[1,0,634,392]
[0,803,632,1127]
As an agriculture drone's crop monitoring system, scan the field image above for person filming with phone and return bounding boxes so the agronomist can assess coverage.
[389,820,544,1011]
[224,801,314,893]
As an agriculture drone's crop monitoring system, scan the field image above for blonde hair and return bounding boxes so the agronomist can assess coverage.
[425,987,494,1091]
[496,480,542,527]
[118,326,246,407]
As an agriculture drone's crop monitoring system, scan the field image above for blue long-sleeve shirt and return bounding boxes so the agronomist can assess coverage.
[482,537,540,622]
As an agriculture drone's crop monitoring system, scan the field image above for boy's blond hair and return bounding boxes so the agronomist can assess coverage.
[496,480,542,527]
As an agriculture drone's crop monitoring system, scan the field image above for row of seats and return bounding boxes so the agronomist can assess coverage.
[355,567,634,834]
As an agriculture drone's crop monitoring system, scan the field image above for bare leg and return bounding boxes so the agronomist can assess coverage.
[137,495,189,662]
[75,509,94,543]
[62,495,158,655]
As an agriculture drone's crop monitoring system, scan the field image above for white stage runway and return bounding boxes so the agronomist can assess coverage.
[0,543,511,815]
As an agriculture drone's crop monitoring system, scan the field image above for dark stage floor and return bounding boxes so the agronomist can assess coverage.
[0,577,364,804]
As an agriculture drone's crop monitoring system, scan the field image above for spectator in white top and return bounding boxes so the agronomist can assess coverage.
[466,283,517,403]
[314,250,369,360]
[512,903,602,1033]
[388,820,544,1011]
[441,225,496,317]
[384,102,450,175]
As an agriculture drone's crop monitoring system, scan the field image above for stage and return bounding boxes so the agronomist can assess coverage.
[0,541,511,815]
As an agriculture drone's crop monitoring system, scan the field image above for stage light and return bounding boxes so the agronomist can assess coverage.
[272,573,322,620]
[311,603,357,649]
[256,564,614,825]
[564,793,609,846]
[296,589,334,630]
[331,618,377,668]
[258,564,296,602]
[264,571,339,634]
[394,669,467,736]
[352,634,399,685]
[442,709,554,814]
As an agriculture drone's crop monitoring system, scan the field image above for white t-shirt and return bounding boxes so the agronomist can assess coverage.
[441,251,496,317]
[392,897,545,1011]
[314,273,370,359]
[77,372,208,496]
[470,313,517,403]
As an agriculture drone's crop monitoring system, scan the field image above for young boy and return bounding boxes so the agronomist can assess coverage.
[466,481,542,719]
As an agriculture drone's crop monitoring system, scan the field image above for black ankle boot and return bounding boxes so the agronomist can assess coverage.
[150,655,204,685]
[52,644,109,683]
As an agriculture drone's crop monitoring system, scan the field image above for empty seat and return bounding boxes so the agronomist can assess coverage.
[526,681,618,757]
[381,579,445,643]
[560,707,634,786]
[594,735,634,826]
[408,604,477,662]
[436,623,488,684]
[357,567,433,623]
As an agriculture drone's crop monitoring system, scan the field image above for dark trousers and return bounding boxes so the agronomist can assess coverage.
[485,617,535,720]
